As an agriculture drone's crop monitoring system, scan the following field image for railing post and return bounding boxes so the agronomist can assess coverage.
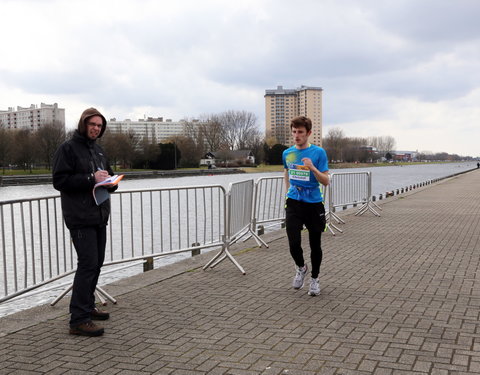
[191,243,201,256]
[143,256,154,272]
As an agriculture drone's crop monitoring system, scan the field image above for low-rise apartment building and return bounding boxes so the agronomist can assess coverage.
[107,117,202,144]
[0,103,65,131]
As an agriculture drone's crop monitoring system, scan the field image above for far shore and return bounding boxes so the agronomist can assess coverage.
[0,161,467,177]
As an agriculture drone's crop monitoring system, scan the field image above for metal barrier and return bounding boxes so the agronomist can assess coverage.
[0,195,74,303]
[203,179,262,274]
[106,185,226,264]
[250,177,286,247]
[1,173,385,305]
[1,185,226,304]
[329,171,380,218]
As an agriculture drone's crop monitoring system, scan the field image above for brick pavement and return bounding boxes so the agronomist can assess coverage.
[1,170,480,374]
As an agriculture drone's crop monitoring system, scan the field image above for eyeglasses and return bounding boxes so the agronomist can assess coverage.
[87,122,103,128]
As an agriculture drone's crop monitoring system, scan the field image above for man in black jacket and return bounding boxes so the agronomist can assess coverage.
[53,108,117,337]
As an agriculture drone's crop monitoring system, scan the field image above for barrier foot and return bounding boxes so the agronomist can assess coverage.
[50,284,73,306]
[371,200,382,211]
[328,211,346,224]
[50,283,117,307]
[355,202,380,217]
[326,221,343,236]
[203,245,226,270]
[203,246,246,275]
[96,286,117,304]
[95,290,106,306]
[250,229,269,248]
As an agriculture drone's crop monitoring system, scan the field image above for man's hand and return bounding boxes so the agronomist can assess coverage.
[302,157,329,186]
[94,170,110,183]
[301,157,314,170]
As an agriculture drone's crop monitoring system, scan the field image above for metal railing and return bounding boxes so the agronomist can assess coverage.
[1,185,226,303]
[106,185,226,265]
[203,179,263,274]
[250,177,286,247]
[0,195,74,303]
[1,173,385,304]
[329,171,380,218]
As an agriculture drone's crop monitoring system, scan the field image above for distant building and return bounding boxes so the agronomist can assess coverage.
[393,151,418,162]
[265,85,323,146]
[0,103,65,131]
[107,117,203,144]
[200,150,255,166]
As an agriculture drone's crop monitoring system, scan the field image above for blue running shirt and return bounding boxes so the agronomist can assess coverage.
[282,144,329,203]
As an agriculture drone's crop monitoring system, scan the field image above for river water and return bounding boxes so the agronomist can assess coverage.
[0,162,476,317]
[1,162,476,201]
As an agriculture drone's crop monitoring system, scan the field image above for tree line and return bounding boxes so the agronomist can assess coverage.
[0,114,472,173]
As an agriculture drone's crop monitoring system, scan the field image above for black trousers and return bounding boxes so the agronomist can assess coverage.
[285,198,326,279]
[69,226,107,327]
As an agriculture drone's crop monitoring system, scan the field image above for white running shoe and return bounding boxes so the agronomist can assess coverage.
[308,278,320,296]
[292,265,308,289]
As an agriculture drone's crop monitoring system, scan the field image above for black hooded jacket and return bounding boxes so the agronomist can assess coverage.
[52,108,117,229]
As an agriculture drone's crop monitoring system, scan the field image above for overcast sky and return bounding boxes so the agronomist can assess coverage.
[1,0,480,157]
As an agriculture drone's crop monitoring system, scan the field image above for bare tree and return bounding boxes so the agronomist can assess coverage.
[183,120,207,159]
[323,127,346,162]
[36,121,66,170]
[219,110,259,150]
[99,129,138,169]
[0,122,12,173]
[11,129,36,172]
[343,137,368,162]
[368,135,396,154]
[198,114,225,152]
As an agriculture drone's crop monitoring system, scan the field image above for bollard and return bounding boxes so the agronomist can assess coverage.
[281,220,286,228]
[257,225,264,236]
[372,195,376,201]
[144,257,154,272]
[191,243,201,256]
[379,193,383,200]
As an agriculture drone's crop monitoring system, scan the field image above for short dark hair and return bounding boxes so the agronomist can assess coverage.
[290,116,312,132]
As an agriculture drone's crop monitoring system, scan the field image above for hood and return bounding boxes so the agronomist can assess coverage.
[77,107,107,138]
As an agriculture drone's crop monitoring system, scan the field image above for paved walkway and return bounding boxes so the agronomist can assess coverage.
[1,170,480,374]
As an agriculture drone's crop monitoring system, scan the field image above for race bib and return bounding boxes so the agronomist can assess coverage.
[289,165,310,181]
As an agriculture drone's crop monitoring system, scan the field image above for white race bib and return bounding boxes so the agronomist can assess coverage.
[289,166,310,181]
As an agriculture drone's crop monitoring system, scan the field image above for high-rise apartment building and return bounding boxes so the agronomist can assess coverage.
[108,117,203,144]
[0,103,65,131]
[265,85,323,146]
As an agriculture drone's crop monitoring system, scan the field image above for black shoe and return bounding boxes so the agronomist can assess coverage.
[69,321,104,337]
[91,308,110,321]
